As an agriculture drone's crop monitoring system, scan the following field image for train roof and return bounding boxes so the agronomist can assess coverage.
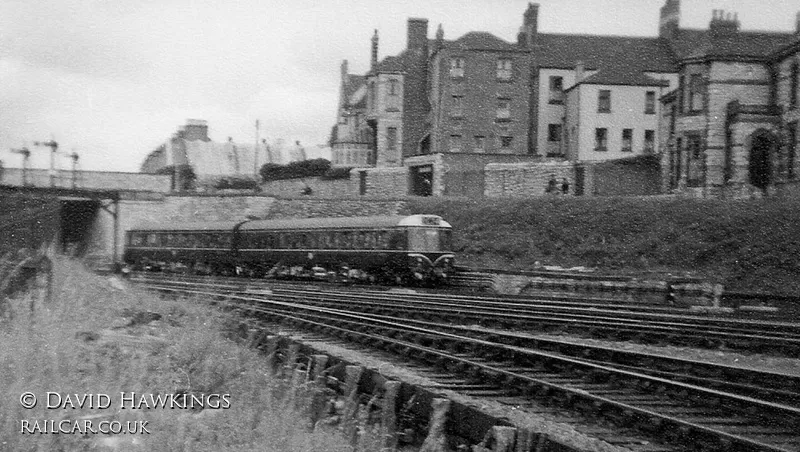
[127,221,243,232]
[127,215,450,233]
[239,214,451,231]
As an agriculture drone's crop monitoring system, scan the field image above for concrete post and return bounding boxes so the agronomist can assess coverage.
[419,398,450,452]
[381,380,401,451]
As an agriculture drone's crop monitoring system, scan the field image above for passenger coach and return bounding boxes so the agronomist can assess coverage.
[123,214,455,284]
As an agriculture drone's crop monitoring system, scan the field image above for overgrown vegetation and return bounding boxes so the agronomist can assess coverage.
[259,159,331,182]
[405,196,800,295]
[214,176,260,191]
[0,257,376,451]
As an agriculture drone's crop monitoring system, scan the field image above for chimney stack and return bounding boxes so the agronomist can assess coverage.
[340,59,348,81]
[575,60,585,83]
[709,8,739,38]
[659,0,680,40]
[370,30,379,71]
[407,18,428,55]
[523,3,539,47]
[435,24,444,51]
[182,119,209,142]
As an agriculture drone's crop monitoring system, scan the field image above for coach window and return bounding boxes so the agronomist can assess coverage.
[365,231,377,250]
[440,230,452,251]
[146,233,158,247]
[131,233,144,247]
[388,231,406,250]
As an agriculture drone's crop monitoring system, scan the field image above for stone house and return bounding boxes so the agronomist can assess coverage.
[659,1,800,197]
[331,1,800,198]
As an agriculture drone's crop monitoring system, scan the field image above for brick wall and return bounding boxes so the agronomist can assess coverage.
[584,157,662,196]
[259,176,357,198]
[484,161,574,197]
[267,198,407,219]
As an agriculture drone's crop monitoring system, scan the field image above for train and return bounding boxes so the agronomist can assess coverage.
[123,214,455,285]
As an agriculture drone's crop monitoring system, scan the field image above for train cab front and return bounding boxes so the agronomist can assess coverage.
[402,215,455,285]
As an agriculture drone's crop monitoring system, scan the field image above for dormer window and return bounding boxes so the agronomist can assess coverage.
[450,58,465,78]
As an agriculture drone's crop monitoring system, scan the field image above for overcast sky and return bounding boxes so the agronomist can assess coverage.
[1,0,797,172]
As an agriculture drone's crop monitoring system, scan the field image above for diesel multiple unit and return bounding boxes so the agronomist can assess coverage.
[124,214,454,284]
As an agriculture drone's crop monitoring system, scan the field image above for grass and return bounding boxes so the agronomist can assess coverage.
[1,256,380,451]
[405,196,800,295]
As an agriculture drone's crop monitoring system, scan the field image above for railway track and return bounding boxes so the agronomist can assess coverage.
[133,277,800,451]
[130,273,800,356]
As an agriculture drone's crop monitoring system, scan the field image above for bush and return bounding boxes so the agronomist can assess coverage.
[259,159,331,182]
[215,177,259,190]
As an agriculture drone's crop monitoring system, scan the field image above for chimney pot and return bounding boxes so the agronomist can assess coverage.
[796,11,800,34]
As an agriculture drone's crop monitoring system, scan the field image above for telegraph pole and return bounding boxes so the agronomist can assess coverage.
[254,119,260,177]
[11,147,31,186]
[34,140,59,187]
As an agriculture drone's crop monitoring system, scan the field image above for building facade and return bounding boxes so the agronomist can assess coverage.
[659,4,800,197]
[331,1,800,198]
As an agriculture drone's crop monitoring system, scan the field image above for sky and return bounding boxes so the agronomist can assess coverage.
[1,0,797,172]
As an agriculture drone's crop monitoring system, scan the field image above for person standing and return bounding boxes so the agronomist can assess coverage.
[561,177,570,195]
[546,174,558,194]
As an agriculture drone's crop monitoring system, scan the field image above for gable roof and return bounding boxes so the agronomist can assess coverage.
[534,34,677,73]
[670,29,796,61]
[344,74,365,99]
[450,31,525,52]
[578,65,671,87]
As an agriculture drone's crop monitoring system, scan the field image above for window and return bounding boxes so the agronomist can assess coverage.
[622,129,633,152]
[449,134,462,152]
[791,63,799,109]
[688,74,704,112]
[451,95,464,117]
[500,136,513,148]
[645,91,656,114]
[644,130,655,154]
[387,127,397,151]
[496,98,511,121]
[388,79,399,96]
[496,58,512,80]
[598,90,611,113]
[548,76,564,104]
[548,124,562,142]
[450,57,464,78]
[473,135,486,153]
[594,128,608,151]
[686,134,704,187]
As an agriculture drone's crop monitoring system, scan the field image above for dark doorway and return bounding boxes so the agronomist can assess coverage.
[749,130,775,190]
[60,200,99,256]
[410,165,433,196]
[574,166,585,196]
[359,171,367,195]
